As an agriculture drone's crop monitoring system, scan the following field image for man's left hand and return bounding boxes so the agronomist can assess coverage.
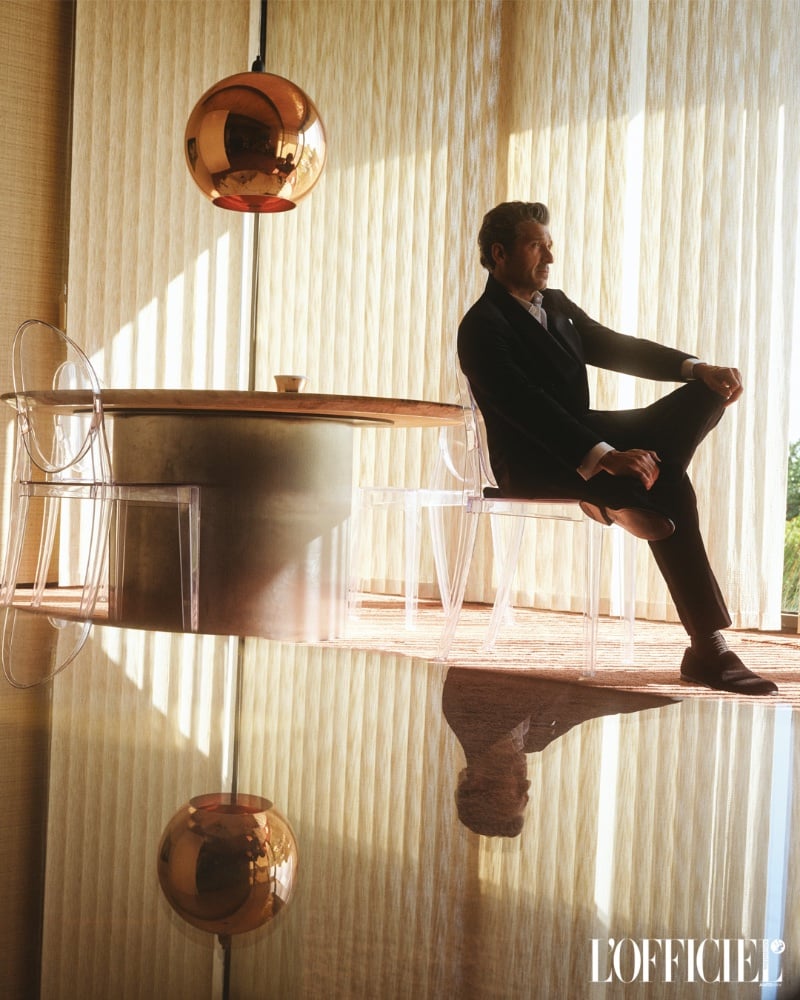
[692,363,743,405]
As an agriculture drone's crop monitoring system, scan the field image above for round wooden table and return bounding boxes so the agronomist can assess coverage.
[92,390,462,640]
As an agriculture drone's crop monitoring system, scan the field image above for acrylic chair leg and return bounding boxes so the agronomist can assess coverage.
[31,493,60,606]
[177,490,201,633]
[79,495,113,619]
[1,442,30,607]
[482,516,526,652]
[0,491,29,607]
[582,518,604,678]
[436,510,479,661]
[620,529,636,665]
[110,498,129,621]
[403,492,422,629]
[187,488,200,633]
[489,515,516,627]
[346,490,366,621]
[427,504,452,614]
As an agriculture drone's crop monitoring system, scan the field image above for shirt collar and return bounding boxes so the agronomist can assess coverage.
[511,290,543,316]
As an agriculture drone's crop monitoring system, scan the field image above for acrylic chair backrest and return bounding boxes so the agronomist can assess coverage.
[12,319,111,482]
[427,420,469,492]
[455,371,500,497]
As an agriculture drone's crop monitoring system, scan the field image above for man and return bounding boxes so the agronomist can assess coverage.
[458,201,776,695]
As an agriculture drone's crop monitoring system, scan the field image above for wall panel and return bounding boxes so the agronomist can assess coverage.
[0,3,74,997]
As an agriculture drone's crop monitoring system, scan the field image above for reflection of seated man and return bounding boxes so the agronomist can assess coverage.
[455,721,530,838]
[443,667,678,838]
[444,668,547,838]
[273,152,296,178]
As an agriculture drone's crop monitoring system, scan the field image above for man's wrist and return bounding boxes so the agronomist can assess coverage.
[578,442,615,480]
[683,357,703,379]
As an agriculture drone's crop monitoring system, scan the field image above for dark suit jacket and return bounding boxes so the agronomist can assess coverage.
[457,274,694,495]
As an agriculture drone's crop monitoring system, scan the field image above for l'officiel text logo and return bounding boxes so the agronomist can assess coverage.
[590,937,785,984]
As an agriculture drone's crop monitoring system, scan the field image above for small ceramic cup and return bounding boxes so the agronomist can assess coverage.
[274,375,308,392]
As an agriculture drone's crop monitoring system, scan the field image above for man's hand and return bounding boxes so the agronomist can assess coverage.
[597,449,661,490]
[692,362,743,405]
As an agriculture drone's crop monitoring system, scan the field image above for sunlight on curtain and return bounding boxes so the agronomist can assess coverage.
[256,0,505,599]
[67,0,254,391]
[501,0,800,628]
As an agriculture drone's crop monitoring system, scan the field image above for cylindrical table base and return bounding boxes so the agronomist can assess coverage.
[108,413,353,641]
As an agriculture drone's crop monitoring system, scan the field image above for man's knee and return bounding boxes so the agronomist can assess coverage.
[678,379,726,439]
[684,378,726,415]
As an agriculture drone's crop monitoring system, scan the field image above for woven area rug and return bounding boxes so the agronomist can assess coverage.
[331,596,800,709]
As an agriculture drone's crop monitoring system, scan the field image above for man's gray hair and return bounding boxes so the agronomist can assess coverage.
[478,201,550,271]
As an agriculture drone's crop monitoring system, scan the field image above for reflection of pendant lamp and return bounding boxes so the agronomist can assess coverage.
[157,792,298,938]
[184,1,326,212]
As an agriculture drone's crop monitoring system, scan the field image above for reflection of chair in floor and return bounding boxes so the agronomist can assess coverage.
[437,381,635,676]
[0,319,200,688]
[349,426,465,629]
[1,607,93,689]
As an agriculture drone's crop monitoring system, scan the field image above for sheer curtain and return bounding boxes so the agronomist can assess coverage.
[251,0,799,627]
[254,0,506,597]
[66,0,256,391]
[500,0,800,628]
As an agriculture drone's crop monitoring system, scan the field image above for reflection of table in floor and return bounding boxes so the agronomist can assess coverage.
[102,390,461,641]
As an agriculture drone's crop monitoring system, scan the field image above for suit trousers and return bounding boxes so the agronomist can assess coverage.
[584,381,730,636]
[503,381,731,636]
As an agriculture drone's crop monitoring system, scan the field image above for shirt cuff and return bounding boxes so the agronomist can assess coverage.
[682,357,701,379]
[578,442,615,480]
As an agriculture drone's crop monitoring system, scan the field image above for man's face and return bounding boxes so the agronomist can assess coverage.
[491,219,554,299]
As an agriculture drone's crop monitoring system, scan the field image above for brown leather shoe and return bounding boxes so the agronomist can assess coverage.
[680,648,778,696]
[579,501,675,541]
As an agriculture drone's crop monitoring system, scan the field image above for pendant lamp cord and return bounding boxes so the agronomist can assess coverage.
[220,638,245,999]
[251,0,268,71]
[232,11,266,968]
[247,0,267,392]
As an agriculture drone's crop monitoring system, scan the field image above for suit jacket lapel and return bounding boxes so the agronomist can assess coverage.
[481,275,591,411]
[546,311,583,361]
[485,277,581,369]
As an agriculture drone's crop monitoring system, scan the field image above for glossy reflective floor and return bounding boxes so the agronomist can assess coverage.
[5,600,800,999]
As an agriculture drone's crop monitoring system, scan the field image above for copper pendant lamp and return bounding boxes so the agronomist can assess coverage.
[157,792,299,937]
[184,1,326,212]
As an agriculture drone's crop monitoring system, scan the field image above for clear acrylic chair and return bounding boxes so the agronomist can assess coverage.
[436,379,635,676]
[1,320,200,686]
[349,425,465,629]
